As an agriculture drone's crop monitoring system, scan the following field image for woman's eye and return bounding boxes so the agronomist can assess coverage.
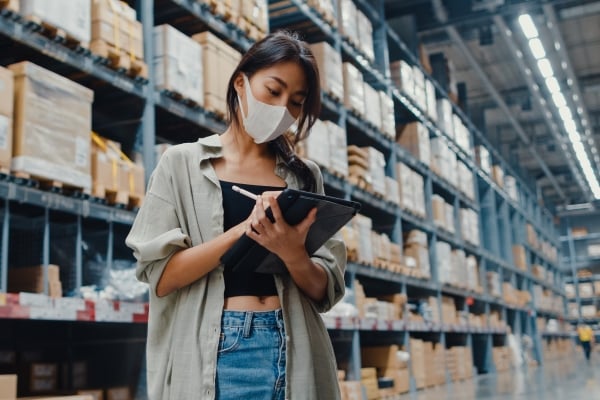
[291,101,303,108]
[268,88,279,96]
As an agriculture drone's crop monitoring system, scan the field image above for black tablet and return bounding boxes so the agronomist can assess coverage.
[220,188,361,274]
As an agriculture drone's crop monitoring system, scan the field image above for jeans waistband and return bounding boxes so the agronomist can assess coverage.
[221,309,283,328]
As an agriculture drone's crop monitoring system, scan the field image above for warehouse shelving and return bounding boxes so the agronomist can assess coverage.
[0,0,572,397]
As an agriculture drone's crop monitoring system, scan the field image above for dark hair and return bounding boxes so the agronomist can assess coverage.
[226,30,321,192]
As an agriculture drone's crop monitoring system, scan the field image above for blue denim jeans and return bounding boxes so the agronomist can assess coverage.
[216,309,286,400]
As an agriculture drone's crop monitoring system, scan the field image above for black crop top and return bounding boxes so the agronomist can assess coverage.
[220,180,285,298]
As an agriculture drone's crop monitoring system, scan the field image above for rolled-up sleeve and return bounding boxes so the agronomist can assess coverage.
[125,153,191,294]
[304,160,347,313]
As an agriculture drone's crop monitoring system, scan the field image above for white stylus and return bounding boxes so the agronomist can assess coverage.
[232,185,259,200]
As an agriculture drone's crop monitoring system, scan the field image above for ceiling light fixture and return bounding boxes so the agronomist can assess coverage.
[519,13,600,199]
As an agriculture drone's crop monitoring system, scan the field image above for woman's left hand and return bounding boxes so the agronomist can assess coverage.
[246,191,317,264]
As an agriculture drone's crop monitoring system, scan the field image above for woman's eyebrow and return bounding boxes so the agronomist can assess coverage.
[268,76,308,96]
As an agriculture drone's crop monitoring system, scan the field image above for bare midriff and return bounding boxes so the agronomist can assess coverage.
[223,295,281,311]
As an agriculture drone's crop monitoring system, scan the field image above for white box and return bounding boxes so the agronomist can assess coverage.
[154,24,203,105]
[21,0,91,44]
[304,119,330,169]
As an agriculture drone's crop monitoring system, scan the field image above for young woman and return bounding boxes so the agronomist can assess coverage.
[126,31,346,400]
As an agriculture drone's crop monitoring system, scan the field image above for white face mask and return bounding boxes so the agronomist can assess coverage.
[238,74,297,143]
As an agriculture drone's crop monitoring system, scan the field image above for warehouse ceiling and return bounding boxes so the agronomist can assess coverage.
[385,0,600,209]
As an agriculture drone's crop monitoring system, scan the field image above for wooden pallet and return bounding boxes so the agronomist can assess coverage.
[162,89,202,109]
[92,185,142,210]
[24,15,89,49]
[12,171,88,196]
[89,40,148,79]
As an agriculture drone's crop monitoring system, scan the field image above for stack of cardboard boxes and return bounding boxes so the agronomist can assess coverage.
[396,122,431,167]
[337,0,374,62]
[460,208,480,246]
[7,265,62,298]
[363,84,382,131]
[309,42,344,101]
[474,145,492,175]
[0,66,13,172]
[396,163,426,218]
[360,345,410,395]
[492,346,513,372]
[512,245,527,271]
[403,230,430,278]
[21,0,91,46]
[11,61,93,191]
[91,0,145,77]
[91,134,145,206]
[342,63,365,117]
[446,346,474,381]
[432,195,455,233]
[298,119,348,179]
[192,31,241,117]
[153,25,204,105]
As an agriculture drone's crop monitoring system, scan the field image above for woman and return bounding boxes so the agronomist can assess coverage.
[126,31,346,400]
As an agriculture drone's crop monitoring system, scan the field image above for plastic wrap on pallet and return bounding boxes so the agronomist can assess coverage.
[390,59,414,99]
[356,10,374,62]
[10,61,93,190]
[303,119,330,170]
[379,91,395,139]
[474,145,491,175]
[325,121,348,177]
[309,42,344,101]
[337,0,358,45]
[363,83,382,130]
[154,24,204,105]
[21,0,91,44]
[436,98,454,139]
[0,66,13,171]
[362,147,386,197]
[342,62,365,116]
[351,214,374,264]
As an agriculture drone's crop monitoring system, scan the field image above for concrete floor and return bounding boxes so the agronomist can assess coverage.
[399,354,600,400]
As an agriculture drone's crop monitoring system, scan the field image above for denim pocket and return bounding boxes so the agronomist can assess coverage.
[218,327,242,354]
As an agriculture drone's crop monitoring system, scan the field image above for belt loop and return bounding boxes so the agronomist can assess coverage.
[242,311,253,338]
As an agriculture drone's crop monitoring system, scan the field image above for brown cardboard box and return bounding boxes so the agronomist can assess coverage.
[192,31,241,116]
[76,390,103,400]
[397,122,430,166]
[571,227,588,237]
[0,115,12,171]
[492,165,504,188]
[91,0,142,59]
[9,62,93,190]
[361,345,403,369]
[0,66,13,117]
[0,374,17,400]
[18,396,94,400]
[8,265,61,295]
[105,387,130,400]
[512,245,527,271]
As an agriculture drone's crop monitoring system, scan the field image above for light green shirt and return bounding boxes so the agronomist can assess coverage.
[126,134,346,400]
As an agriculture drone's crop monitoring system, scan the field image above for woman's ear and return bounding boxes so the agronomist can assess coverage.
[233,72,245,96]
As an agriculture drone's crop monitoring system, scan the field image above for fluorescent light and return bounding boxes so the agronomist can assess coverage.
[558,106,572,121]
[552,92,567,107]
[528,38,546,59]
[537,58,554,78]
[545,77,561,94]
[518,14,539,38]
[573,141,586,158]
[563,118,577,132]
[567,129,581,143]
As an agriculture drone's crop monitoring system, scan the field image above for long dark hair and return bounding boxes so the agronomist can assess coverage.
[226,30,321,192]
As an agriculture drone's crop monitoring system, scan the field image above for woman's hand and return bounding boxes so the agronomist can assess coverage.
[245,191,317,264]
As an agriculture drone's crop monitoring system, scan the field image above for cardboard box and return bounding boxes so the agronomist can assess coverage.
[390,60,414,98]
[0,66,13,118]
[20,0,91,44]
[309,42,343,101]
[363,83,381,130]
[397,122,430,166]
[492,165,504,188]
[326,121,348,177]
[105,387,130,400]
[379,91,395,139]
[361,345,404,369]
[0,375,17,400]
[91,0,142,59]
[302,119,330,169]
[571,227,588,237]
[0,67,14,171]
[8,265,61,294]
[192,31,241,116]
[18,396,94,400]
[512,245,527,271]
[154,25,203,105]
[9,62,93,190]
[337,0,358,45]
[342,63,364,116]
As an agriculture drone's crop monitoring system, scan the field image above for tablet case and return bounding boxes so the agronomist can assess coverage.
[220,189,361,274]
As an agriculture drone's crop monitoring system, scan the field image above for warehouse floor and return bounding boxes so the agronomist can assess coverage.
[399,353,600,400]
